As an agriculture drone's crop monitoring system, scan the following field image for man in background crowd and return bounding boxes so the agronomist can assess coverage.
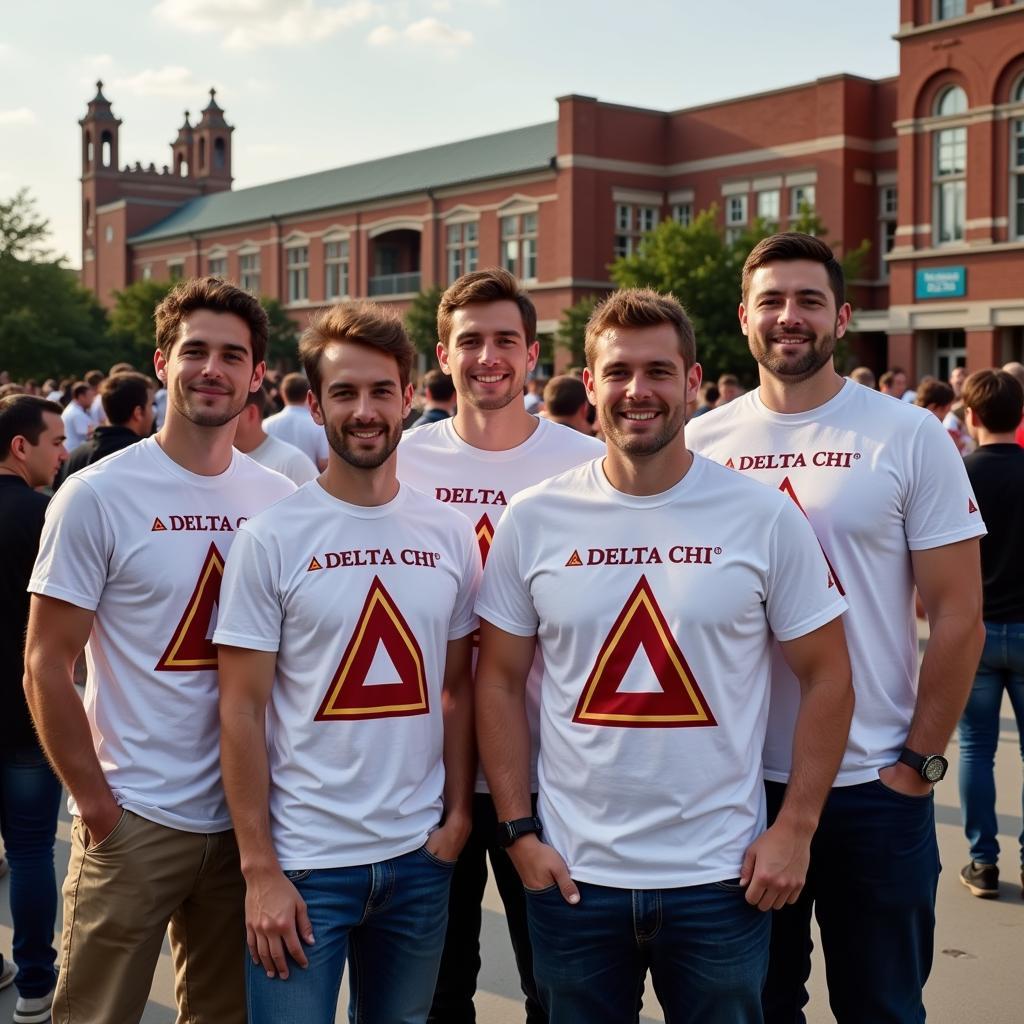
[0,396,67,1024]
[879,367,908,400]
[914,379,955,427]
[716,373,743,405]
[56,372,154,487]
[410,369,457,428]
[523,376,544,414]
[689,380,719,418]
[849,366,876,389]
[60,382,95,449]
[233,386,317,486]
[956,369,1024,899]
[263,372,329,470]
[541,375,592,434]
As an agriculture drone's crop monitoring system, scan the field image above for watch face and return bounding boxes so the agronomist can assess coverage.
[923,756,947,782]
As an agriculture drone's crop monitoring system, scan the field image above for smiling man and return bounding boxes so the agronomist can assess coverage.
[24,278,295,1024]
[686,233,986,1023]
[397,268,603,1024]
[475,288,852,1024]
[215,303,479,1024]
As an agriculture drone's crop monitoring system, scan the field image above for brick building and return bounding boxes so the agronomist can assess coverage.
[79,0,1024,377]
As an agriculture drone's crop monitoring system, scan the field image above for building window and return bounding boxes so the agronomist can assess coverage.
[756,190,780,223]
[933,329,966,381]
[325,239,350,299]
[445,222,479,284]
[142,264,152,281]
[286,245,309,303]
[614,203,660,258]
[1012,77,1024,240]
[790,184,816,217]
[672,203,693,227]
[104,225,114,243]
[501,213,538,280]
[933,86,968,245]
[725,194,748,243]
[878,185,897,279]
[934,0,965,21]
[240,252,260,294]
[168,261,184,282]
[208,255,227,277]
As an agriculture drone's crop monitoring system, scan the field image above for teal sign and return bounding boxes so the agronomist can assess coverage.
[916,266,966,299]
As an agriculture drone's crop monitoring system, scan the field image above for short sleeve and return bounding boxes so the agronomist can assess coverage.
[475,508,540,637]
[28,476,114,611]
[765,499,848,642]
[904,412,986,550]
[448,519,482,641]
[213,527,283,652]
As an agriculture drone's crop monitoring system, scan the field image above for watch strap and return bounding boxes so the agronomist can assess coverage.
[498,816,543,848]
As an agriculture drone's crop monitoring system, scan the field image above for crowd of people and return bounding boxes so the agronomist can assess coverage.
[0,232,1021,1024]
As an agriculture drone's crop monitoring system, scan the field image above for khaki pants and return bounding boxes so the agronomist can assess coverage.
[54,809,245,1024]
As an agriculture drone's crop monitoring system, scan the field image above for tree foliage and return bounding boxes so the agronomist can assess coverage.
[0,190,113,379]
[108,279,173,363]
[404,286,443,358]
[555,295,599,369]
[261,298,300,368]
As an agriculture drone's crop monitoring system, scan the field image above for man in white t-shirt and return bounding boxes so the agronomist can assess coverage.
[24,277,295,1024]
[263,372,329,470]
[234,386,318,486]
[476,288,852,1023]
[398,268,603,1024]
[215,302,479,1024]
[686,232,986,1024]
[60,381,95,449]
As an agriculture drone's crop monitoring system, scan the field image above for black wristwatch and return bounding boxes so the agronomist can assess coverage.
[496,816,543,848]
[898,747,948,783]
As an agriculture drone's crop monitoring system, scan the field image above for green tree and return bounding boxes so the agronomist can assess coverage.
[0,190,111,379]
[555,295,599,369]
[404,286,443,358]
[108,279,173,362]
[261,298,300,368]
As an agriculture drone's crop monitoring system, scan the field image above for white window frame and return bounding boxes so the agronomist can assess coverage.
[671,203,693,227]
[756,189,780,222]
[932,87,968,246]
[286,244,310,304]
[933,0,965,21]
[141,264,152,281]
[789,185,815,217]
[1012,76,1024,240]
[445,220,479,284]
[208,254,227,278]
[878,185,898,279]
[726,195,748,226]
[324,237,350,300]
[500,212,538,281]
[239,251,261,295]
[167,260,184,282]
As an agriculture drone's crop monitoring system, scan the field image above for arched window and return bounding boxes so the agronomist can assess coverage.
[177,154,189,177]
[1012,76,1024,239]
[213,137,226,170]
[100,130,112,168]
[933,86,967,244]
[85,131,93,168]
[198,137,206,171]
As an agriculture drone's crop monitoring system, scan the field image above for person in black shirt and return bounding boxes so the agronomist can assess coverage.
[957,369,1024,899]
[0,396,68,1019]
[55,372,154,488]
[408,368,456,428]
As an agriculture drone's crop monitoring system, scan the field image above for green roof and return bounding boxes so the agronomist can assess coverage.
[130,121,557,244]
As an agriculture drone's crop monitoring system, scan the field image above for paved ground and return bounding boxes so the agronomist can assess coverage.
[2,635,1021,1022]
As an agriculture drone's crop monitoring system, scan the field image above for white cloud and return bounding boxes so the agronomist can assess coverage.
[108,66,210,99]
[368,16,471,53]
[430,0,452,11]
[0,108,37,126]
[154,0,379,50]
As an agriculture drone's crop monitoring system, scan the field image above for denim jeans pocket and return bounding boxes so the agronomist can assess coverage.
[283,869,313,882]
[84,809,128,855]
[417,844,458,868]
[523,882,559,896]
[872,776,934,803]
[712,877,746,892]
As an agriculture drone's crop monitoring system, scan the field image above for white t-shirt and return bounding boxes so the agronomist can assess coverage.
[213,482,480,869]
[90,393,106,425]
[263,405,329,466]
[397,416,605,792]
[687,378,986,786]
[28,437,295,832]
[245,434,318,487]
[476,456,845,889]
[62,403,94,449]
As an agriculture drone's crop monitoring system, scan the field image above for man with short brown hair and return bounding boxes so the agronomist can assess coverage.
[541,376,592,434]
[399,268,603,1024]
[25,277,295,1024]
[264,372,329,470]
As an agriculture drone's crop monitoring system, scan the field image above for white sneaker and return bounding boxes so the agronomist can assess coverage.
[0,960,15,991]
[14,990,54,1024]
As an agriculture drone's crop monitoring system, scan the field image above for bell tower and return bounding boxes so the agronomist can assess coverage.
[192,88,234,189]
[171,111,194,178]
[79,80,122,291]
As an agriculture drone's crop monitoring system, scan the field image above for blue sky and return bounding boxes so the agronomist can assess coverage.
[0,0,900,267]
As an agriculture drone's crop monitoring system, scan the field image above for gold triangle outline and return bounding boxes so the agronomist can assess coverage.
[156,543,224,669]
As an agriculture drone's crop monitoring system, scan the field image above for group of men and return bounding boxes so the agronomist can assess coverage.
[0,231,992,1024]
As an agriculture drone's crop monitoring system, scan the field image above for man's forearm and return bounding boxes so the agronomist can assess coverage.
[220,703,278,877]
[907,609,985,753]
[24,652,114,817]
[441,672,475,824]
[779,671,854,833]
[476,680,533,821]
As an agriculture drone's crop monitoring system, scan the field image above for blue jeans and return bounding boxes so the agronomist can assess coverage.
[246,845,454,1024]
[525,877,769,1024]
[957,621,1024,866]
[763,778,939,1024]
[0,744,62,998]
